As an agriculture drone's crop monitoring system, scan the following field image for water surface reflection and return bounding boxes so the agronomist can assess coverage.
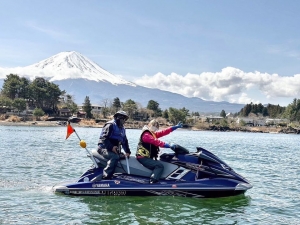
[79,195,251,225]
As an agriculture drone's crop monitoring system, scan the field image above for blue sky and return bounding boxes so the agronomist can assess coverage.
[1,1,300,106]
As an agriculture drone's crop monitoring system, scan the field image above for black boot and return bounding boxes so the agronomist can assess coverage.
[149,178,158,184]
[102,175,112,180]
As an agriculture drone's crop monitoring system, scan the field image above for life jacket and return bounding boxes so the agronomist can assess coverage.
[136,128,160,159]
[100,119,126,144]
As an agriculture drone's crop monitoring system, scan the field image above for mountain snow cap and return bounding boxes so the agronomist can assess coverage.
[0,51,136,86]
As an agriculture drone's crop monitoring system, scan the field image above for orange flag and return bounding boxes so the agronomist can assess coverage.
[66,122,75,139]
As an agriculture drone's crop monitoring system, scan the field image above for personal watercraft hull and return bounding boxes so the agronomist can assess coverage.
[53,176,252,198]
[53,145,253,198]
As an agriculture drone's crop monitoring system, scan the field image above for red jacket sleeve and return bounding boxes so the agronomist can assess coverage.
[141,127,173,147]
[155,127,172,138]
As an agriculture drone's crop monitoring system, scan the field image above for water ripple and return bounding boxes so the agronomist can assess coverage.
[0,127,299,224]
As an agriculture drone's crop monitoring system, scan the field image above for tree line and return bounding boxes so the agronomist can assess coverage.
[236,101,300,121]
[82,96,189,124]
[0,74,189,124]
[0,74,63,117]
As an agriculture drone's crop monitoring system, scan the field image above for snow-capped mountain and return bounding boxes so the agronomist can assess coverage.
[0,51,135,86]
[0,51,244,113]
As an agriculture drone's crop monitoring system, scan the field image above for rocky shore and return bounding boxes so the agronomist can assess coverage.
[0,120,103,128]
[201,125,300,134]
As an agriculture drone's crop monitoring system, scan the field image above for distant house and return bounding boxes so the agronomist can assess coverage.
[77,111,86,118]
[59,108,71,117]
[204,116,224,123]
[236,117,254,126]
[78,105,102,114]
[237,117,291,126]
[236,117,266,126]
[266,118,289,126]
[132,112,148,121]
[254,118,266,126]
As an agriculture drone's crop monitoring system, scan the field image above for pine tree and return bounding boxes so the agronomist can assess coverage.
[220,109,226,118]
[112,97,121,112]
[163,109,169,119]
[83,96,93,118]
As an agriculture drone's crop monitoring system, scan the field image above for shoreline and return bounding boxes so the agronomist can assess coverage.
[0,120,299,134]
[0,120,103,127]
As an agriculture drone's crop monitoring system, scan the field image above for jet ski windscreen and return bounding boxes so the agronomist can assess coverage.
[173,144,189,155]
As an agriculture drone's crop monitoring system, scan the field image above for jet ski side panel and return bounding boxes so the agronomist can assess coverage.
[53,177,251,198]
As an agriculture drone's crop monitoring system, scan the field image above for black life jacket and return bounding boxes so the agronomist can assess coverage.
[136,129,160,159]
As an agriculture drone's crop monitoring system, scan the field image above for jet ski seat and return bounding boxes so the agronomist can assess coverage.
[91,149,179,179]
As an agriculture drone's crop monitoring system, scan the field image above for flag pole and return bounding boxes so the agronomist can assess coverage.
[66,121,98,168]
[73,130,98,168]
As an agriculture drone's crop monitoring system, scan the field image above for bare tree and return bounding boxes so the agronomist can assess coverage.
[101,98,112,118]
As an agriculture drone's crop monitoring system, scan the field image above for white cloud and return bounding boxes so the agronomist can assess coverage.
[134,67,300,105]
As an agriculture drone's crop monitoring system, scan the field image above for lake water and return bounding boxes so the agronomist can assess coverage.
[0,125,299,225]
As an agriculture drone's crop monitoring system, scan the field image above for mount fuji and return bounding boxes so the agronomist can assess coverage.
[0,51,244,113]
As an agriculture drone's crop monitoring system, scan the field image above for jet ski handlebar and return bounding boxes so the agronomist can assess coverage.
[171,144,190,155]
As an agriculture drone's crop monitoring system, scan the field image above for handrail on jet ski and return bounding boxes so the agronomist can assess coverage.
[118,141,130,174]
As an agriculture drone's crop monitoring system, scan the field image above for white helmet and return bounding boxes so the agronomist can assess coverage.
[114,110,129,120]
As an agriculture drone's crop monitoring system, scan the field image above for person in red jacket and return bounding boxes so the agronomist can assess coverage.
[136,119,183,183]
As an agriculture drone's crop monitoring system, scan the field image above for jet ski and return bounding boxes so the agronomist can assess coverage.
[53,143,252,198]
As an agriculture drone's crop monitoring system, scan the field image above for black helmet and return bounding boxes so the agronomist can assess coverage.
[114,110,129,121]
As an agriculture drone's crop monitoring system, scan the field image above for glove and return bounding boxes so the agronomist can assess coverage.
[172,121,183,131]
[163,143,171,148]
[163,143,176,149]
[170,143,176,150]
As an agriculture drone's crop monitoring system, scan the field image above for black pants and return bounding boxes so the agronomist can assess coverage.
[137,157,164,181]
[99,149,120,178]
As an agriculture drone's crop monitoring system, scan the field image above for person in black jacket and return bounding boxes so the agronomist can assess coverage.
[98,110,131,180]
